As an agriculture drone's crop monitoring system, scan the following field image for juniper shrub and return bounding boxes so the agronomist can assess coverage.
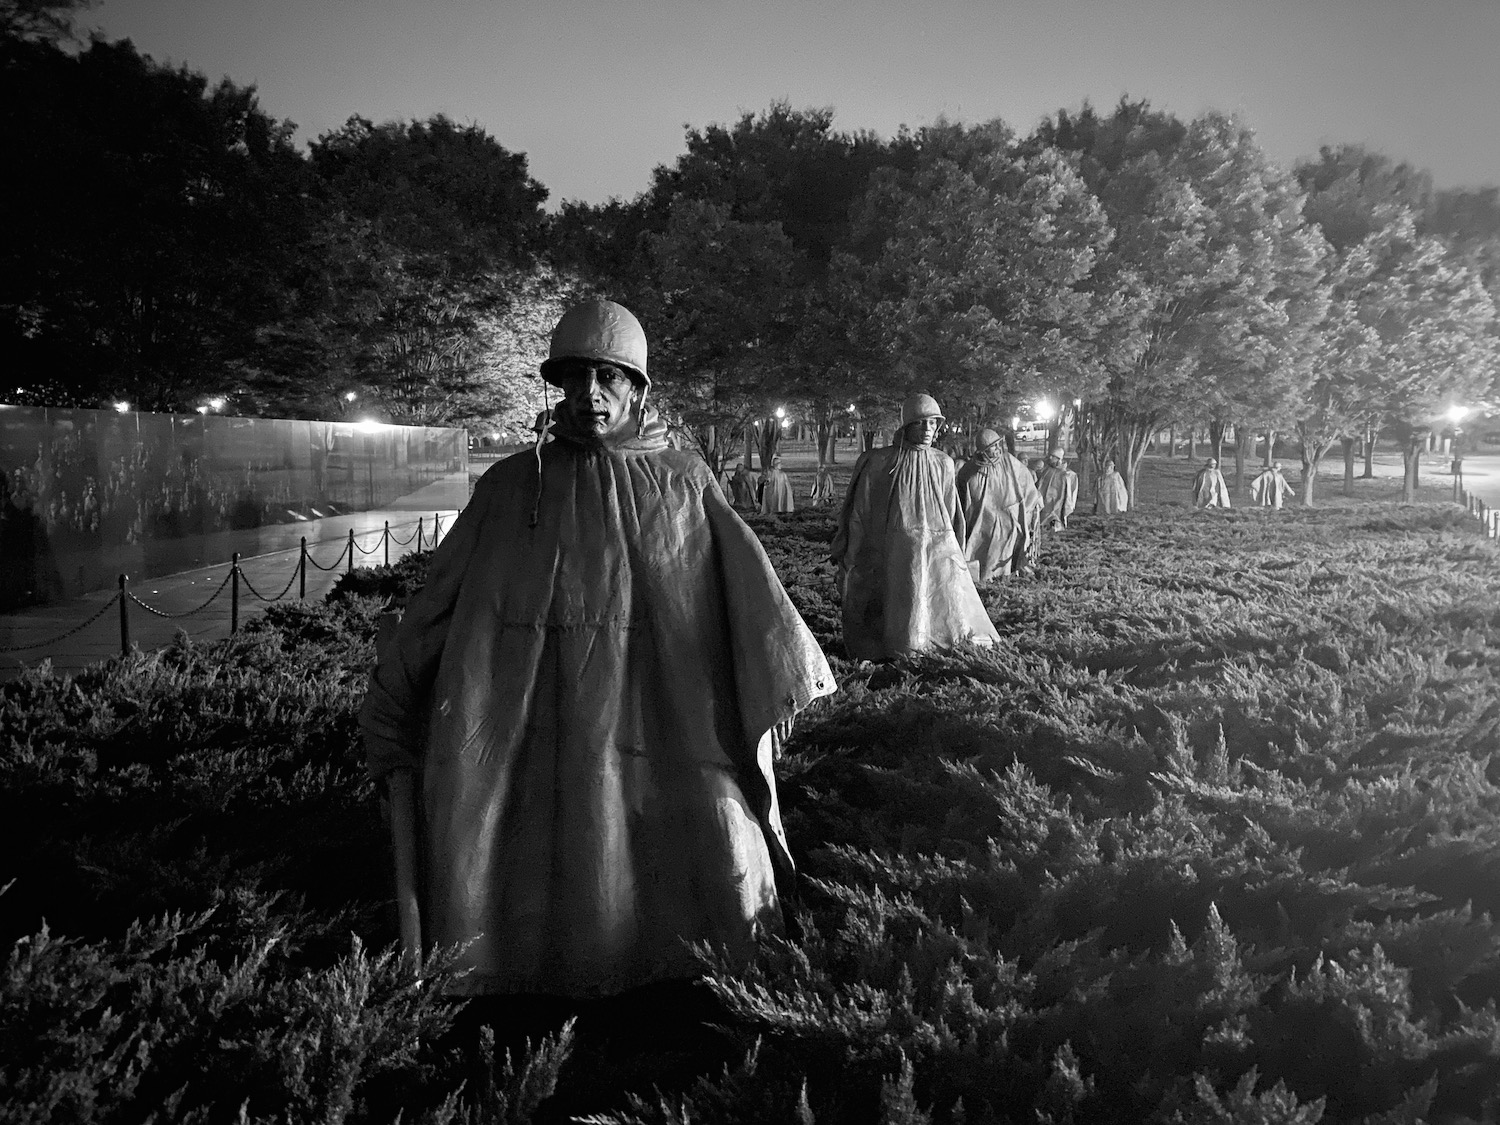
[4,477,1500,1123]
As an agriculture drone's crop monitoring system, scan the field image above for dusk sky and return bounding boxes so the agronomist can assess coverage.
[90,0,1500,208]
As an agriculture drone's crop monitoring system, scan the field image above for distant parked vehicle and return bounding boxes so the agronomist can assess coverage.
[1015,423,1049,443]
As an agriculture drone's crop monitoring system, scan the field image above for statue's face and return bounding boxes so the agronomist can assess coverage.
[904,417,940,447]
[554,361,638,438]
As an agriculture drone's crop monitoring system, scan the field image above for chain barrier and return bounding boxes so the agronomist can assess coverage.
[3,515,449,661]
[1455,479,1498,540]
[0,593,122,653]
[238,556,301,603]
[127,568,234,619]
[305,539,352,572]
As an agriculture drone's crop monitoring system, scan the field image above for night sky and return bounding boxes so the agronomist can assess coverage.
[90,0,1500,207]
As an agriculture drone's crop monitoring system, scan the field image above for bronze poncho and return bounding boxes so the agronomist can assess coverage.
[1193,466,1231,508]
[360,405,833,997]
[830,442,999,660]
[759,467,795,515]
[956,444,1042,583]
[1097,470,1129,515]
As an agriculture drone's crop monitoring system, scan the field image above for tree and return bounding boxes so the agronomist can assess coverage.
[0,0,94,45]
[1,36,322,411]
[301,115,551,424]
[642,200,799,473]
[847,121,1116,437]
[1040,104,1326,503]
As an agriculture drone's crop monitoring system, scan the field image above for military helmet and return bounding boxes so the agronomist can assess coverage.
[900,392,944,425]
[977,428,1002,450]
[541,299,649,387]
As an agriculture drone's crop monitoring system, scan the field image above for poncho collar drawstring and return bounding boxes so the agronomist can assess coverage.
[530,395,671,527]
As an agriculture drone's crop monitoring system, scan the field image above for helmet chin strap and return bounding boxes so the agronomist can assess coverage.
[530,379,550,528]
[636,383,649,436]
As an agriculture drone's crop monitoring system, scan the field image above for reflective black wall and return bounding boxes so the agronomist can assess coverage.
[0,407,467,607]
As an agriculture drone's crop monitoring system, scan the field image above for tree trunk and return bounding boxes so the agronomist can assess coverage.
[1234,428,1255,499]
[1208,420,1227,462]
[1361,422,1376,478]
[1301,457,1318,507]
[1403,444,1421,502]
[1263,430,1276,467]
[1396,423,1425,503]
[744,426,757,472]
[1187,428,1197,459]
[1342,437,1356,497]
[816,411,835,467]
[1166,426,1175,457]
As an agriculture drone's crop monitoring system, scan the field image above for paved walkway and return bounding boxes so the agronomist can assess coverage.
[0,474,467,681]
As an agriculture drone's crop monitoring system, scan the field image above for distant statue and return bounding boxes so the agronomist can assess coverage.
[759,455,795,515]
[955,428,1041,583]
[1250,461,1293,510]
[829,392,999,660]
[810,462,835,505]
[1096,459,1128,515]
[1193,457,1231,509]
[361,299,834,998]
[1037,453,1079,529]
[730,460,756,508]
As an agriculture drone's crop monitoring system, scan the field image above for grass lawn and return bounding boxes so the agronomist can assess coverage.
[4,455,1498,1124]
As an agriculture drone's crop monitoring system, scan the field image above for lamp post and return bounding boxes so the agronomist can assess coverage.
[1448,405,1469,481]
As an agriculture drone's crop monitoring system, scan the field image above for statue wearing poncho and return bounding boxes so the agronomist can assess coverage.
[956,429,1042,583]
[759,456,795,515]
[1038,453,1079,529]
[360,301,834,997]
[1193,458,1231,508]
[1096,460,1129,515]
[830,393,999,660]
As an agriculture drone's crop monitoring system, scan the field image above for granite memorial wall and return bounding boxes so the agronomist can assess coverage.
[0,406,467,607]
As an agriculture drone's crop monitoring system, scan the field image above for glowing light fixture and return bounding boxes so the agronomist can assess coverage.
[1447,405,1470,424]
[195,405,209,415]
[356,417,383,433]
[344,391,358,403]
[1034,400,1054,422]
[112,401,130,413]
[208,396,225,411]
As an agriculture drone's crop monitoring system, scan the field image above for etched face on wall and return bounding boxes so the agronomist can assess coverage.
[553,361,639,439]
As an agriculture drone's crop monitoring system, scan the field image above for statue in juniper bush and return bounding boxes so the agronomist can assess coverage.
[1250,461,1294,510]
[1038,452,1079,529]
[1193,457,1231,508]
[810,461,835,506]
[955,428,1042,583]
[759,455,795,516]
[1096,459,1129,515]
[360,299,834,997]
[830,392,999,660]
[730,460,756,508]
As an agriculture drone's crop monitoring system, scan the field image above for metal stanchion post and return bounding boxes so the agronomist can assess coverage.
[118,574,130,654]
[433,512,441,547]
[417,516,424,551]
[299,537,307,600]
[231,552,240,634]
[347,529,355,574]
[384,521,390,566]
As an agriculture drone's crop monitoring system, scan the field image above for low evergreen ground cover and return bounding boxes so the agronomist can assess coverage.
[3,458,1498,1123]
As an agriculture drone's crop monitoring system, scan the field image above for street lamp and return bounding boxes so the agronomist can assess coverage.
[208,396,225,412]
[344,391,358,403]
[112,401,129,413]
[1035,400,1054,422]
